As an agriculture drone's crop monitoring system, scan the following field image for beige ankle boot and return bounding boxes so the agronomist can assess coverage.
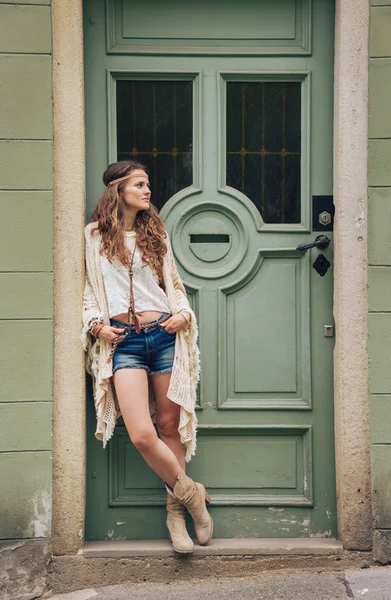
[166,493,194,555]
[172,470,213,546]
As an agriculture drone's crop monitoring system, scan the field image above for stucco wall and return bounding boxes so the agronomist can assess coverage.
[0,1,53,597]
[368,0,391,564]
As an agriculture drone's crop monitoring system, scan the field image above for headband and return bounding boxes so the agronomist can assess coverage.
[107,174,147,187]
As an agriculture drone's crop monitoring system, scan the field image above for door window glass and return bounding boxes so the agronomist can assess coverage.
[226,82,301,223]
[117,80,193,211]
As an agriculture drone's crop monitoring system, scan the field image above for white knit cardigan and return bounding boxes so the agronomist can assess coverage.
[80,222,200,461]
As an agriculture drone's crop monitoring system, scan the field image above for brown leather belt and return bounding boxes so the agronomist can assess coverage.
[130,313,172,330]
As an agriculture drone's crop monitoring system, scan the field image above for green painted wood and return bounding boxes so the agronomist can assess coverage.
[219,253,311,409]
[369,140,391,186]
[107,0,311,54]
[372,0,391,5]
[0,321,53,402]
[0,192,53,272]
[0,56,52,139]
[370,8,391,57]
[0,5,51,54]
[110,426,312,506]
[85,0,336,541]
[0,0,54,550]
[371,445,391,528]
[369,0,391,554]
[232,262,297,392]
[0,451,51,539]
[369,314,391,394]
[0,141,53,190]
[0,273,53,318]
[370,396,391,444]
[122,0,296,40]
[369,267,391,311]
[369,60,391,138]
[0,402,52,451]
[368,188,391,265]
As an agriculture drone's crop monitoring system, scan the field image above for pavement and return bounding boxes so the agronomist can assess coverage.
[44,566,391,600]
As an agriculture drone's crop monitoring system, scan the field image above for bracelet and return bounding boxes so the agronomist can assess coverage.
[179,310,190,325]
[88,317,102,330]
[93,323,105,338]
[87,316,104,335]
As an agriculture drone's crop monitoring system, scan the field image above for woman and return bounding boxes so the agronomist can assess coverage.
[81,160,213,555]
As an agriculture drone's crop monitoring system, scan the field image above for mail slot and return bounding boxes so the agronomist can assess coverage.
[190,234,230,244]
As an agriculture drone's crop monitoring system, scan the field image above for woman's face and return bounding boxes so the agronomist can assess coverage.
[121,169,151,212]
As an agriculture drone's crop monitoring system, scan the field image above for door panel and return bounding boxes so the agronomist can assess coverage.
[221,254,310,404]
[84,0,336,540]
[107,0,312,54]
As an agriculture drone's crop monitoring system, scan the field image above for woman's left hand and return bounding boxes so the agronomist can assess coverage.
[160,313,190,334]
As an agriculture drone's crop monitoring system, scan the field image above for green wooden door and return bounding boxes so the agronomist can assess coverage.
[84,0,337,540]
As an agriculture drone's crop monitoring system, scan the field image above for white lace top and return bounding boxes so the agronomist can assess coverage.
[99,231,170,318]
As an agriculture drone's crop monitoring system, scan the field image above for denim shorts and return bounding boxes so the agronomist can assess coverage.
[110,312,176,376]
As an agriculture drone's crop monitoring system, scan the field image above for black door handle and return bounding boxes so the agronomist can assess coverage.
[296,235,331,252]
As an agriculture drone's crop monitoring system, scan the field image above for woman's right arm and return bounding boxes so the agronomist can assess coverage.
[81,226,126,348]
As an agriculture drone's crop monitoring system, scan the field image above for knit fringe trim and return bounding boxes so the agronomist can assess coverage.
[169,318,200,462]
[80,324,117,448]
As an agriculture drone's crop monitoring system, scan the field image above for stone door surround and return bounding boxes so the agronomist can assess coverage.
[51,0,370,554]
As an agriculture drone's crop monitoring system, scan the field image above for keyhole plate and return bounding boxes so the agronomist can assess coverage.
[313,254,331,277]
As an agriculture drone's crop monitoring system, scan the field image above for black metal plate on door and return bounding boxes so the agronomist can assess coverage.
[313,254,331,277]
[190,234,230,243]
[313,196,335,231]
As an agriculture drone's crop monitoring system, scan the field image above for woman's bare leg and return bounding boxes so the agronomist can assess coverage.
[113,368,181,488]
[152,372,186,472]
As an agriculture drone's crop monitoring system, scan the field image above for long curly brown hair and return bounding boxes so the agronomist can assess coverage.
[90,160,167,287]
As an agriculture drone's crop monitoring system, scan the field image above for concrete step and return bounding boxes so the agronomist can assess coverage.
[82,538,343,558]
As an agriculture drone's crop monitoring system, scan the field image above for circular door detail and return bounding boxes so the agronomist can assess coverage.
[171,202,248,279]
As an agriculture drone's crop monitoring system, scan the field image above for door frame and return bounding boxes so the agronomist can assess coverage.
[51,0,371,554]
